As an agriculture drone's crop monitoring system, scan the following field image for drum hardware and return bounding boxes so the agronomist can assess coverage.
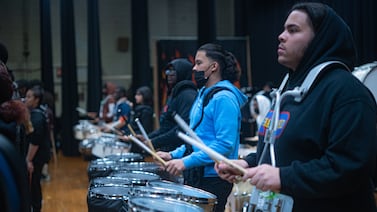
[246,190,292,212]
[230,180,254,212]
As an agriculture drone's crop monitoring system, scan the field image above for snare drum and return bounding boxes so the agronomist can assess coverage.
[74,120,100,140]
[78,138,95,158]
[92,137,131,158]
[148,180,217,212]
[87,159,121,180]
[128,196,204,212]
[353,61,377,102]
[87,185,130,212]
[110,171,160,186]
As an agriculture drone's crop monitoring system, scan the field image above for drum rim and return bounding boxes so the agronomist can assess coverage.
[148,180,217,204]
[91,176,132,187]
[110,170,161,183]
[89,186,130,200]
[129,185,183,197]
[128,196,204,211]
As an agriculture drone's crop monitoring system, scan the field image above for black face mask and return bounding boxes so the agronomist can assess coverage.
[194,71,208,88]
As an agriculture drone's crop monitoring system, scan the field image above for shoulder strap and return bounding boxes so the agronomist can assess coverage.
[192,87,232,130]
[202,87,232,108]
[294,61,349,102]
[185,86,233,156]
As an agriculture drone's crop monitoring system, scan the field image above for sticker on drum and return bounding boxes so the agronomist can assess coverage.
[129,186,182,200]
[110,171,160,186]
[148,180,217,211]
[87,186,130,212]
[128,196,204,212]
[90,176,132,188]
[353,61,377,103]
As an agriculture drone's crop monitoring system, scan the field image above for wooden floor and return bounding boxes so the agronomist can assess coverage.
[41,151,89,212]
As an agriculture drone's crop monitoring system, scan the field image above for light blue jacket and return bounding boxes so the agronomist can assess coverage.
[170,80,247,177]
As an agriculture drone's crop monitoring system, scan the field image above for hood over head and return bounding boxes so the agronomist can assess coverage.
[288,3,356,88]
[167,58,193,83]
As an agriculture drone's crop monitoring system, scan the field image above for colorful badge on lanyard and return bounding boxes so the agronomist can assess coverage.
[258,110,290,139]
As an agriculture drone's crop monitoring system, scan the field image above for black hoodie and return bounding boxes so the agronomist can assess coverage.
[246,4,377,212]
[149,58,197,152]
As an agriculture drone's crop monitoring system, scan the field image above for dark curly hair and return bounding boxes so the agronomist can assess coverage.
[0,61,30,125]
[197,43,240,83]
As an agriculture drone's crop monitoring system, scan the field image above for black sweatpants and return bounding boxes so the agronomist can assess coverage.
[30,162,43,212]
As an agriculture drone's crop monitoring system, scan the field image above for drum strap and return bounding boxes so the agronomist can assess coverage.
[291,61,349,102]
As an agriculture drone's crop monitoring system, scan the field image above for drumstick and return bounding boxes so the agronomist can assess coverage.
[103,124,124,136]
[135,118,156,152]
[173,113,203,143]
[127,124,137,136]
[76,107,87,115]
[127,135,167,166]
[177,131,247,175]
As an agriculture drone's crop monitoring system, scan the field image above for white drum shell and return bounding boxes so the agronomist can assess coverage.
[352,61,377,103]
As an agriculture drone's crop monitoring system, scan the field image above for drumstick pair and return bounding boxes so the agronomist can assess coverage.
[174,113,247,176]
[127,124,167,166]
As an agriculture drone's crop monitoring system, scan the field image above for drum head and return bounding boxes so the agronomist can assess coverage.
[111,171,160,185]
[89,186,130,200]
[128,196,204,212]
[148,181,217,204]
[91,177,132,188]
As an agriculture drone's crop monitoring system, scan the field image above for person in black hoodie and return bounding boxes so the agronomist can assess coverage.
[215,2,377,211]
[140,58,197,152]
[25,86,51,212]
